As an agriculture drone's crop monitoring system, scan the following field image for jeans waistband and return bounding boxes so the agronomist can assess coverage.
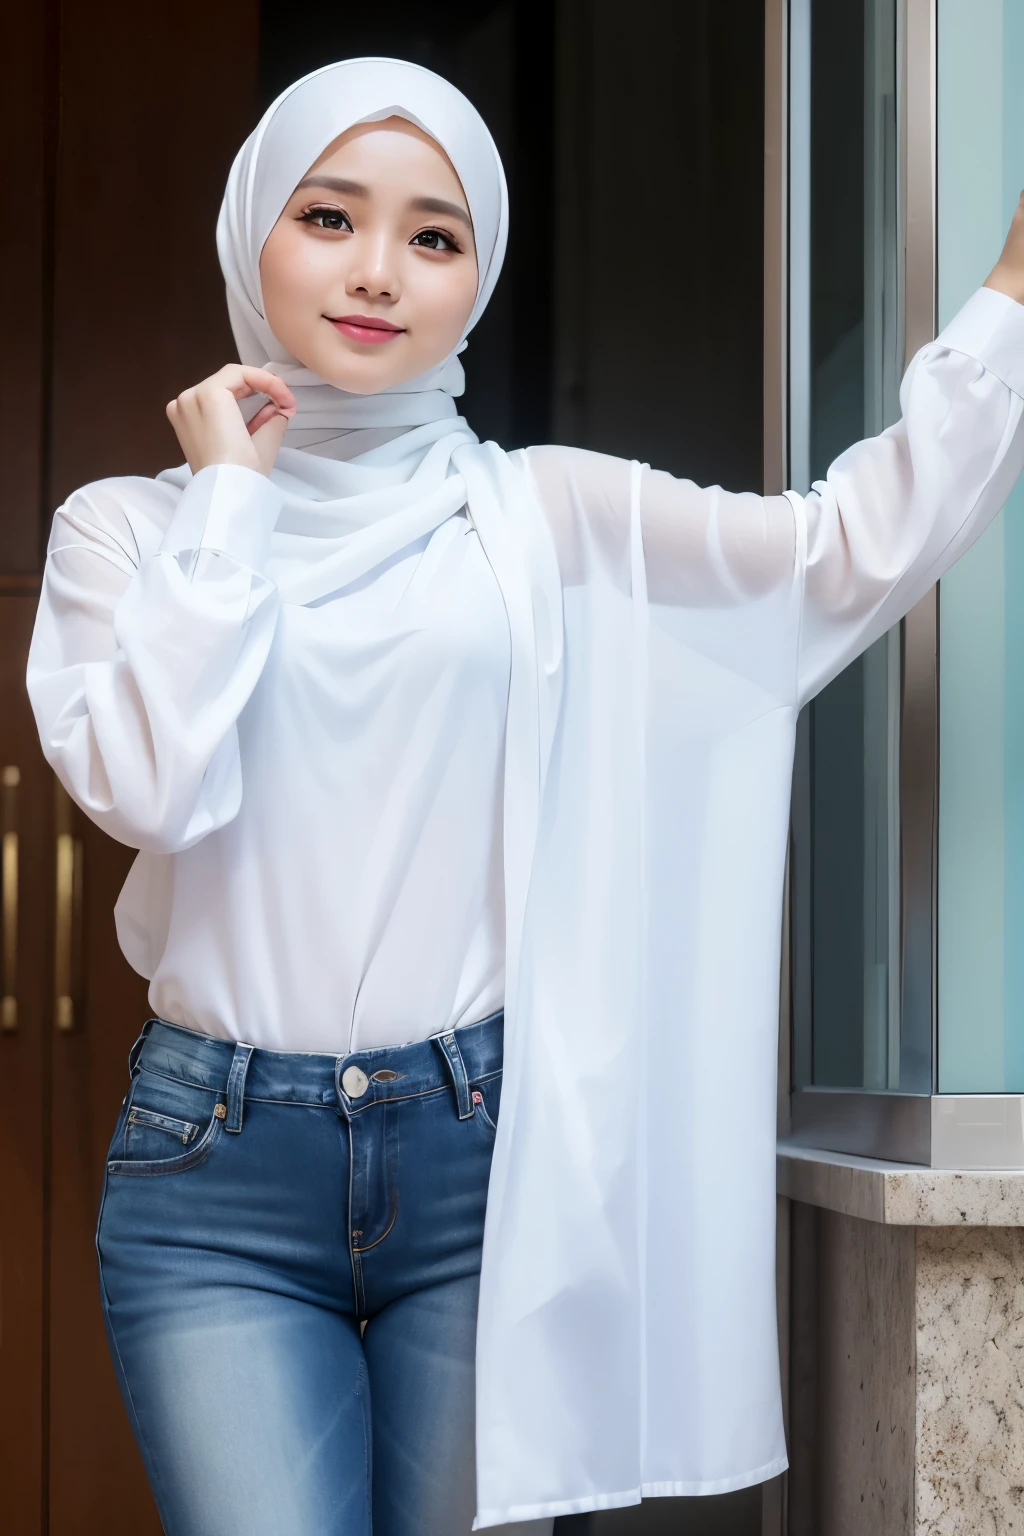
[128,1011,505,1134]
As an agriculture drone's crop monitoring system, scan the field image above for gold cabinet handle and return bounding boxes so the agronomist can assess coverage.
[54,784,83,1033]
[1,766,18,1032]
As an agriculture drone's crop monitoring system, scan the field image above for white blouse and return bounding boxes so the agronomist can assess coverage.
[26,286,1024,1062]
[28,472,511,1053]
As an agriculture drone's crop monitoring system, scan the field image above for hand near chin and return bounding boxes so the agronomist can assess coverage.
[166,365,297,477]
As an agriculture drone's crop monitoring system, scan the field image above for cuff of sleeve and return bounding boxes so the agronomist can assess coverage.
[157,464,283,573]
[935,286,1024,398]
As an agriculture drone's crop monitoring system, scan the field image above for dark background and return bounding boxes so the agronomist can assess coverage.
[258,0,766,486]
[0,2,767,1532]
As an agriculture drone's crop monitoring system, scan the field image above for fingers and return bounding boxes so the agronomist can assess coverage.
[213,364,296,414]
[246,400,286,437]
[163,363,294,477]
[165,366,296,423]
[250,408,290,477]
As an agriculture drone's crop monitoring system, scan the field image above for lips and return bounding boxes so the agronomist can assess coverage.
[328,314,406,345]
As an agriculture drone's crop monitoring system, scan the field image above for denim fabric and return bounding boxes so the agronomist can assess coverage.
[96,1011,551,1536]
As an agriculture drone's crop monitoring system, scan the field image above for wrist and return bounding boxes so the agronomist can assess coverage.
[188,452,264,478]
[984,266,1024,307]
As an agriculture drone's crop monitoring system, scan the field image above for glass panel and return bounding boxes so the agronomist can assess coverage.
[937,0,1024,1092]
[790,0,904,1090]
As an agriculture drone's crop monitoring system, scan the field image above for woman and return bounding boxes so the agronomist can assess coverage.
[26,56,1024,1536]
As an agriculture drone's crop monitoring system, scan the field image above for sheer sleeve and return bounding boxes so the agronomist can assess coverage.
[794,287,1024,700]
[520,286,1024,708]
[519,442,794,606]
[26,463,283,853]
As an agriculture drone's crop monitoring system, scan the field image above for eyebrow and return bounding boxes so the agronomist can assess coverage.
[407,195,473,231]
[295,175,473,231]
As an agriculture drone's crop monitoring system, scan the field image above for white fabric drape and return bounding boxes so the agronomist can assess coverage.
[25,54,1024,1529]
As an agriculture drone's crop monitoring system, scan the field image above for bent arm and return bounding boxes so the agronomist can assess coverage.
[27,464,282,852]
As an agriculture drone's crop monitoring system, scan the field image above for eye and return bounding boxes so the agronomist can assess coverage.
[299,205,352,233]
[410,228,461,253]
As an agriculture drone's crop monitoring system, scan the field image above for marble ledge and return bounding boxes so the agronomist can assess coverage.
[777,1140,1024,1227]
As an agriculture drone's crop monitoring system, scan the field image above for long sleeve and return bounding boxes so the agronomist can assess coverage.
[27,463,283,852]
[794,285,1024,702]
[523,286,1024,708]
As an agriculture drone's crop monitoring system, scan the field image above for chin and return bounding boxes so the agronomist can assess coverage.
[326,377,387,396]
[321,366,422,396]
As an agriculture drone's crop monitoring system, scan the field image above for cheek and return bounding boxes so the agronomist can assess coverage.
[410,262,478,342]
[261,236,334,331]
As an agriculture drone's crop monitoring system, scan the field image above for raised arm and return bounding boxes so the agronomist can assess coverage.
[522,200,1024,708]
[795,286,1024,701]
[795,196,1024,699]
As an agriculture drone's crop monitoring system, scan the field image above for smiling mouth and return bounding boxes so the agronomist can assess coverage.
[327,315,406,345]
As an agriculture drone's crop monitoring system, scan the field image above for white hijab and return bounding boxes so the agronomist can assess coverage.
[217,55,507,437]
[210,58,788,1530]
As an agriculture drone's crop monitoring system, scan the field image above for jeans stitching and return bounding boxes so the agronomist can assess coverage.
[356,1356,372,1534]
[126,1106,200,1142]
[96,1161,175,1524]
[351,1198,399,1254]
[132,1064,503,1109]
[106,1114,224,1177]
[344,1114,365,1315]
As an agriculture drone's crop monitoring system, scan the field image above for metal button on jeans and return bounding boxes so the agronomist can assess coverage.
[341,1065,369,1099]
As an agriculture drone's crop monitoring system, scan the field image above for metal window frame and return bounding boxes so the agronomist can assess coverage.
[776,0,1024,1169]
[783,0,941,1153]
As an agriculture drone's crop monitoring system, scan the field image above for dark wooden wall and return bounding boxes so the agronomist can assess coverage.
[0,3,259,1531]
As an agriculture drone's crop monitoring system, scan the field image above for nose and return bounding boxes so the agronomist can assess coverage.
[346,231,400,303]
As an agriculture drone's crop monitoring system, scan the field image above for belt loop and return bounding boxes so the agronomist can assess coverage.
[127,1018,157,1080]
[434,1030,474,1121]
[224,1042,254,1134]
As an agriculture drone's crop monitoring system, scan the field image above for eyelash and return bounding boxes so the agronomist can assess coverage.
[300,206,352,233]
[299,205,462,252]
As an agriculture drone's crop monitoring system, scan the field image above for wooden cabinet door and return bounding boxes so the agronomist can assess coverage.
[44,5,259,1531]
[0,594,49,1535]
[0,597,158,1536]
[1,0,54,1525]
[0,3,259,1531]
[47,806,156,1533]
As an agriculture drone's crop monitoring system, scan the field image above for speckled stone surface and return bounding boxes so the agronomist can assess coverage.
[783,1148,1024,1530]
[778,1144,1024,1227]
[890,1174,1024,1228]
[915,1227,1024,1535]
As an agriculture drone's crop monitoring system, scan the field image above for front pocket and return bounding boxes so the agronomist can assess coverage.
[107,1068,225,1177]
[108,1110,223,1177]
[126,1105,201,1145]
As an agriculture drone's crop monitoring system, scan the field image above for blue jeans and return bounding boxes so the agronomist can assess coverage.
[96,1011,552,1536]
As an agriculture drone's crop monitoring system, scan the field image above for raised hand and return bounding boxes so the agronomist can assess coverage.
[985,191,1024,307]
[166,365,297,477]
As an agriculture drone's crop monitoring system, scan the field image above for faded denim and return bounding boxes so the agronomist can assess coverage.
[96,1010,550,1536]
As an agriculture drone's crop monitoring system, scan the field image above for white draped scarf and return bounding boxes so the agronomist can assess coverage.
[216,58,788,1528]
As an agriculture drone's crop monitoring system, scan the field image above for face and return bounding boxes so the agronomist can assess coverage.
[259,117,478,393]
